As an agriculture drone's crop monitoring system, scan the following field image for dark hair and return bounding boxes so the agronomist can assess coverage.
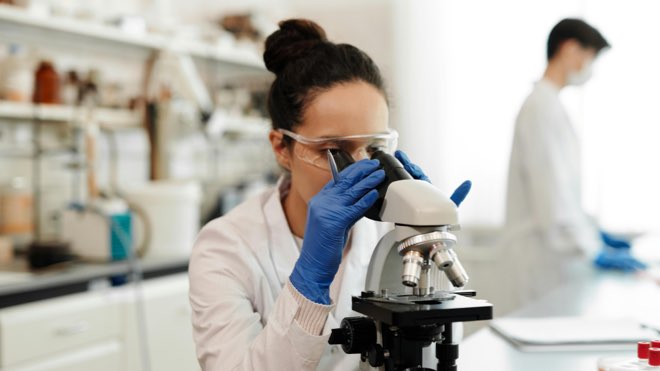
[263,19,386,138]
[547,18,610,60]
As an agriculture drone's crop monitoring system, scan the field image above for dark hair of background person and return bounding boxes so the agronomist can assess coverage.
[263,19,387,141]
[547,18,610,61]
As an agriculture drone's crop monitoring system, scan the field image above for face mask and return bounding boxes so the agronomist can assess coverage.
[567,60,593,86]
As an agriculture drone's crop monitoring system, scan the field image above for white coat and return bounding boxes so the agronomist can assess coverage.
[188,177,391,371]
[504,79,600,307]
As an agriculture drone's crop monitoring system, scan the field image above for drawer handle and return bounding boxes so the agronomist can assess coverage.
[54,321,90,337]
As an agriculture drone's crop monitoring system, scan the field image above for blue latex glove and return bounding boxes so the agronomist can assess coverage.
[395,150,431,182]
[600,230,632,249]
[395,150,472,207]
[450,180,472,207]
[290,160,385,304]
[593,248,647,272]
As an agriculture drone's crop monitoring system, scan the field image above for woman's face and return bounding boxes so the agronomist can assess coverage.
[271,80,389,204]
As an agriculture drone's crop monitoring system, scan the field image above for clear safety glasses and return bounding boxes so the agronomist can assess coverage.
[278,128,399,171]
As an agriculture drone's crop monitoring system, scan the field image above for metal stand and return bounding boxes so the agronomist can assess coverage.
[436,324,458,371]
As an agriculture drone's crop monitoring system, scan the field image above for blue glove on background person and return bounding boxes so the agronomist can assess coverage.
[593,247,647,272]
[600,230,632,249]
[594,231,646,272]
[290,159,385,304]
[395,150,472,207]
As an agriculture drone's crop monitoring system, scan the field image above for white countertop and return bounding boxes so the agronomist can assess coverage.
[459,238,660,371]
[0,255,189,308]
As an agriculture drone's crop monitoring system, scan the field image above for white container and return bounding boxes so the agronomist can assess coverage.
[124,181,201,259]
[61,198,133,262]
[0,44,34,102]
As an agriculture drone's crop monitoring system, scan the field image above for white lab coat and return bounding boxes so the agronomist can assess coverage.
[504,79,600,307]
[188,177,391,371]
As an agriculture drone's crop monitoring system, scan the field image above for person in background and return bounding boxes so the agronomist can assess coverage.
[505,18,646,306]
[188,19,470,370]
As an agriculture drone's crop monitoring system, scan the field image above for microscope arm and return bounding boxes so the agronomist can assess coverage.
[365,229,399,292]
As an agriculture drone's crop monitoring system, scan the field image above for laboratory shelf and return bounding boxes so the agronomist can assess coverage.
[0,101,73,122]
[0,101,142,129]
[219,115,271,137]
[0,4,265,70]
[173,36,266,70]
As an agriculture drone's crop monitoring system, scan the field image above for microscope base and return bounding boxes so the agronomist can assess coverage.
[351,292,492,371]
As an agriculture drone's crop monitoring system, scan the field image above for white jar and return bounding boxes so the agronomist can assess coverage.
[0,44,34,102]
[0,177,33,247]
[124,180,201,259]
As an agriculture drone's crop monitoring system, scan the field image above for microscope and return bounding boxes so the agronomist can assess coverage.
[327,150,493,371]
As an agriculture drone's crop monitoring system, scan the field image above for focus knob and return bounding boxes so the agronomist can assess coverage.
[328,317,376,354]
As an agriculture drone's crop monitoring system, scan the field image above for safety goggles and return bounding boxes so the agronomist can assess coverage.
[278,128,399,171]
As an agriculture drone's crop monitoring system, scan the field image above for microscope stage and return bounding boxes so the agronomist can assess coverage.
[352,293,493,327]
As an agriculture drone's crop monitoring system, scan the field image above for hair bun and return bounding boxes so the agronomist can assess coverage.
[263,19,328,75]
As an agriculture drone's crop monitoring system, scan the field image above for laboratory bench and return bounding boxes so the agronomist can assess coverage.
[459,264,660,371]
[0,255,189,308]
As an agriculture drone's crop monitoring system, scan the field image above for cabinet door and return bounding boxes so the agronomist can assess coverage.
[123,273,200,371]
[3,340,122,371]
[0,290,121,367]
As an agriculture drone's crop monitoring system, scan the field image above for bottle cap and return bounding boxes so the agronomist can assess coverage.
[652,340,660,348]
[639,342,651,359]
[650,348,660,367]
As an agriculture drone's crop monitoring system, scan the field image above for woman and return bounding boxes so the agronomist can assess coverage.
[189,19,469,371]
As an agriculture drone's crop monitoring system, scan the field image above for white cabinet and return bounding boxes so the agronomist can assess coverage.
[0,273,199,371]
[3,340,122,371]
[0,289,122,369]
[123,273,200,371]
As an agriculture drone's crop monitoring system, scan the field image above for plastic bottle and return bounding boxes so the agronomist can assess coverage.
[649,348,660,369]
[33,60,60,104]
[0,44,34,102]
[639,342,652,366]
[79,68,100,107]
[0,177,34,248]
[61,70,80,106]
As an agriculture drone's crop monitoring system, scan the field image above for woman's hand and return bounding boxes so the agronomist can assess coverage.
[395,150,472,207]
[290,159,385,304]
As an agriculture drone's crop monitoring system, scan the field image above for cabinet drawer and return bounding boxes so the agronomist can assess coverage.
[3,339,122,371]
[0,290,121,367]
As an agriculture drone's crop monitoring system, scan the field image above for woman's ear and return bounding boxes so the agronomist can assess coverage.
[269,130,292,171]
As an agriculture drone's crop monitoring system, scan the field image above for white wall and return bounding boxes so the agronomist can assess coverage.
[392,0,586,227]
[391,0,660,233]
[581,0,660,233]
